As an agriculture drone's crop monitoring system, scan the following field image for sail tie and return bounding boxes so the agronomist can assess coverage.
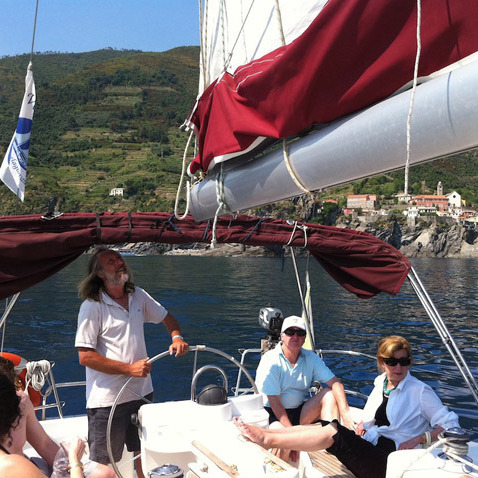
[240,217,263,243]
[25,360,51,392]
[211,165,231,248]
[174,130,194,220]
[282,140,311,194]
[286,221,308,248]
[404,0,422,195]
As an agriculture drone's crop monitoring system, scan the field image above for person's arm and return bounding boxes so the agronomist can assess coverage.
[326,377,354,430]
[0,454,48,477]
[398,426,444,450]
[162,313,189,357]
[67,438,86,478]
[268,395,294,428]
[77,347,151,377]
[398,383,458,450]
[23,395,59,467]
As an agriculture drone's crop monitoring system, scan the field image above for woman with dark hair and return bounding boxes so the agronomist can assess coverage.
[0,373,88,478]
[235,335,460,478]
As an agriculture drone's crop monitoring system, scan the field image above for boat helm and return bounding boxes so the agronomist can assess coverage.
[147,464,183,478]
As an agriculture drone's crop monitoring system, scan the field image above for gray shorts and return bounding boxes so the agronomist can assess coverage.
[87,393,153,464]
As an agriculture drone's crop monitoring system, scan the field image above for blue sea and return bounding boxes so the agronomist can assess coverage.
[2,256,477,434]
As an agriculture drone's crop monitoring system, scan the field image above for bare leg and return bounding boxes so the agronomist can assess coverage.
[300,388,338,425]
[234,418,337,452]
[90,463,116,478]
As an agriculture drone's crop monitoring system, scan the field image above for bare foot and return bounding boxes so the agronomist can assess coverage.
[233,417,266,447]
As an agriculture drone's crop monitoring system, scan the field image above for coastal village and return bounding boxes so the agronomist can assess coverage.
[329,181,478,230]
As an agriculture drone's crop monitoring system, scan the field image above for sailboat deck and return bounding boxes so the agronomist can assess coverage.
[308,450,356,477]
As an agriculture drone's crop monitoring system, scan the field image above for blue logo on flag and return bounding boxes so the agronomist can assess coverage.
[8,117,32,171]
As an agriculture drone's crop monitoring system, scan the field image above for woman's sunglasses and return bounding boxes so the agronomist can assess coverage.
[382,357,411,367]
[283,328,306,337]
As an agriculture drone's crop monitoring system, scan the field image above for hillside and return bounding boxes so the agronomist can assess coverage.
[0,48,478,217]
[0,48,199,214]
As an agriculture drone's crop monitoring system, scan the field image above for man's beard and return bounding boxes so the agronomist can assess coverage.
[104,270,129,287]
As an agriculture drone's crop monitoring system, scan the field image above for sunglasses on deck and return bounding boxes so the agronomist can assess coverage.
[283,328,307,337]
[382,357,411,367]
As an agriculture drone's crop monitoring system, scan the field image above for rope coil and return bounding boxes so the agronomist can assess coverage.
[25,360,51,392]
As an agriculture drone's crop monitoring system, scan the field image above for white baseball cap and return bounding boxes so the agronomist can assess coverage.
[281,315,307,333]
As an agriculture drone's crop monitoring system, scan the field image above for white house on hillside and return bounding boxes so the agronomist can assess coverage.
[109,187,124,197]
[447,191,462,220]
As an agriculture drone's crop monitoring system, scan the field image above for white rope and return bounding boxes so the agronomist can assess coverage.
[404,0,422,196]
[174,130,194,220]
[283,140,311,194]
[220,0,227,70]
[286,221,308,247]
[25,360,51,392]
[211,165,230,248]
[398,435,478,477]
[274,0,286,46]
[445,450,478,473]
[223,0,256,73]
[398,438,445,478]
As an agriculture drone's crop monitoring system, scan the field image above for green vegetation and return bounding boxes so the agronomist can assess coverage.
[0,48,198,215]
[0,48,477,217]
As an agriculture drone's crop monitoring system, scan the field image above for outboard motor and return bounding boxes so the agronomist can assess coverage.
[258,307,284,351]
[148,464,183,477]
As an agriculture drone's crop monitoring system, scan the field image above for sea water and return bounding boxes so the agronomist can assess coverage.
[2,256,477,434]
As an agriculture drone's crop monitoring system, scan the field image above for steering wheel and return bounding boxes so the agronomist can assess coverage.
[106,345,258,478]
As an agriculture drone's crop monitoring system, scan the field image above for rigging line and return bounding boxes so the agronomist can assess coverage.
[211,164,230,248]
[223,0,256,73]
[220,0,227,70]
[404,0,422,196]
[274,0,286,46]
[0,294,20,346]
[30,0,40,61]
[283,140,311,194]
[174,130,194,220]
[199,0,208,89]
[239,0,248,61]
[289,247,313,343]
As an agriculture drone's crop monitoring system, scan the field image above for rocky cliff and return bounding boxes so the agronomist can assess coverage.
[339,218,478,258]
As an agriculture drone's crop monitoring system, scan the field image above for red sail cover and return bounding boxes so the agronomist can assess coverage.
[0,213,410,300]
[188,0,478,174]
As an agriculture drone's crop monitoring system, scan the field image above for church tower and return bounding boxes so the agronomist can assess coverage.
[437,181,443,195]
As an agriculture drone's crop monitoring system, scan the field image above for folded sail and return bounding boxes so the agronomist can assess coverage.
[0,62,36,201]
[187,0,478,175]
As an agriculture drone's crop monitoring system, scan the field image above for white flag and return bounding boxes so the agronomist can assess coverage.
[0,62,36,201]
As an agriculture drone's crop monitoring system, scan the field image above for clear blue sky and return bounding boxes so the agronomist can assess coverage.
[0,0,200,57]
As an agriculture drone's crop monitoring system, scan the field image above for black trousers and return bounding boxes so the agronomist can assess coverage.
[323,420,396,478]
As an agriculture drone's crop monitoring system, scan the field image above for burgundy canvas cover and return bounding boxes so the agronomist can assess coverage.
[0,213,410,300]
[188,0,478,174]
